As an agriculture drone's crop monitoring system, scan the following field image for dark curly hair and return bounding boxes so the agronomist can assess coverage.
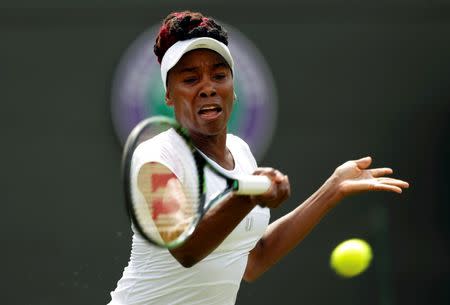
[154,11,228,64]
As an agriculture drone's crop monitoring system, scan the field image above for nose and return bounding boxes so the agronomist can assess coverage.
[199,81,217,98]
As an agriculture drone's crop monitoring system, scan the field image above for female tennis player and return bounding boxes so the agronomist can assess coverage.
[108,11,409,305]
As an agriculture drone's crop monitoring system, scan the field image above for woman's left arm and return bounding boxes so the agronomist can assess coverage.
[243,156,409,282]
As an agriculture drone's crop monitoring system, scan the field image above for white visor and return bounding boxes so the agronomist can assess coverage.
[160,37,234,91]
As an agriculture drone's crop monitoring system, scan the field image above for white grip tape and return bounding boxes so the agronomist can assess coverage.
[235,176,271,195]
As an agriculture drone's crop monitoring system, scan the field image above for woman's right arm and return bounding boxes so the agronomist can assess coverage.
[169,193,258,267]
[163,167,290,267]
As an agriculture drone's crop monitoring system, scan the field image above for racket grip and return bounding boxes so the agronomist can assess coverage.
[235,176,271,195]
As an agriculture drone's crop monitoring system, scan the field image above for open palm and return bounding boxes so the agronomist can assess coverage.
[333,156,409,197]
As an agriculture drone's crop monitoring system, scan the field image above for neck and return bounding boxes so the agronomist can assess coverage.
[190,131,234,170]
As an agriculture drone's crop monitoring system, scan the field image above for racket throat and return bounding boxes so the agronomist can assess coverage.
[231,180,239,191]
[198,193,207,214]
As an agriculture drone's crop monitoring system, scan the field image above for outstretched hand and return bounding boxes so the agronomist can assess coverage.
[332,156,409,200]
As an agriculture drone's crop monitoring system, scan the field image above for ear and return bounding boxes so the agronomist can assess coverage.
[234,92,237,101]
[165,90,174,106]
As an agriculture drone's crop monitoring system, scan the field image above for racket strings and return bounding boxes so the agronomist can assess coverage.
[126,117,209,247]
[133,146,202,245]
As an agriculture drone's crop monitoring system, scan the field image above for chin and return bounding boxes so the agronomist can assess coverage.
[202,125,227,137]
[195,121,228,137]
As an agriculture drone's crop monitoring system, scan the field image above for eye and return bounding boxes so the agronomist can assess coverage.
[183,77,197,84]
[214,73,226,80]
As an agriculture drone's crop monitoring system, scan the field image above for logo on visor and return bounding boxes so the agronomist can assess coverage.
[111,23,277,161]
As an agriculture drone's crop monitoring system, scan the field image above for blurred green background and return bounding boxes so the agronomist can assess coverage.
[1,0,449,304]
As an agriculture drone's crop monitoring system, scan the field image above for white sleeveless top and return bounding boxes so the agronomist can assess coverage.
[108,129,270,305]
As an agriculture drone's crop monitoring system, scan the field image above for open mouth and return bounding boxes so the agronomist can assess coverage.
[198,105,223,119]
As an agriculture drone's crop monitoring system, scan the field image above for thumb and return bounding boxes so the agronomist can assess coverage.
[355,156,372,169]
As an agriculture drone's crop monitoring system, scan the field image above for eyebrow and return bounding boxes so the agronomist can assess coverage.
[213,62,229,69]
[179,67,198,73]
[178,61,229,73]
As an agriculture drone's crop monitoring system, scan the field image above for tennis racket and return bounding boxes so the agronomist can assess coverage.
[122,116,271,249]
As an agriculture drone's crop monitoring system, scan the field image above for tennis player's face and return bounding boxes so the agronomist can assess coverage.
[166,49,234,137]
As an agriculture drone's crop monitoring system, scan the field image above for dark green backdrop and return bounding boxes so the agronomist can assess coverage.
[1,1,449,304]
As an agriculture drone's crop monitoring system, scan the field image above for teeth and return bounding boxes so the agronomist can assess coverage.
[200,105,218,111]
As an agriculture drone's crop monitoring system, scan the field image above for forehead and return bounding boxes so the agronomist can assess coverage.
[173,49,230,70]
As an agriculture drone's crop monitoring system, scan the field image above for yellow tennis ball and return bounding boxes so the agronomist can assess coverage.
[330,238,373,278]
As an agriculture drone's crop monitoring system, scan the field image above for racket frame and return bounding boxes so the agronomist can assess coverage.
[122,116,268,249]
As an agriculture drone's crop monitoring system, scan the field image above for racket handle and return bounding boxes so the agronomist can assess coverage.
[235,176,271,195]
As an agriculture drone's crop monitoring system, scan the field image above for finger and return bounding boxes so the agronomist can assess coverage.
[279,182,291,202]
[273,176,289,194]
[284,175,290,192]
[253,167,274,172]
[377,178,410,189]
[277,176,291,201]
[370,167,393,177]
[253,167,276,176]
[355,156,372,169]
[273,171,286,183]
[371,182,403,194]
[255,168,285,182]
